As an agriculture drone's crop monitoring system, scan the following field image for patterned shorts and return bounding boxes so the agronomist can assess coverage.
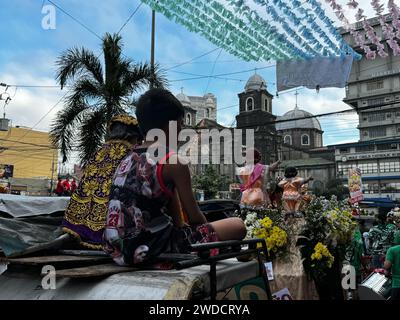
[174,223,219,256]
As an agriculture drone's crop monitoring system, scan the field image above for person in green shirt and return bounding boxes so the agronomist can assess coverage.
[384,231,400,300]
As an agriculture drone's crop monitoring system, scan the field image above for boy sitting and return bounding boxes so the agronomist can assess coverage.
[103,89,246,266]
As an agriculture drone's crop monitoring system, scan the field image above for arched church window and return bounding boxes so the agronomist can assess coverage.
[264,99,270,112]
[246,97,254,111]
[207,108,210,118]
[301,134,310,146]
[284,135,292,145]
[186,113,191,125]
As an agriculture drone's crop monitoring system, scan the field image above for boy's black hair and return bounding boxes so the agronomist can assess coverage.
[284,166,298,178]
[376,207,390,223]
[107,122,142,142]
[136,88,185,134]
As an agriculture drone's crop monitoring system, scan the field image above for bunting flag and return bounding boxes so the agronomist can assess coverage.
[142,0,361,61]
[325,0,400,59]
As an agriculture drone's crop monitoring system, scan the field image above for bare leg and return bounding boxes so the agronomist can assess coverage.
[209,217,246,241]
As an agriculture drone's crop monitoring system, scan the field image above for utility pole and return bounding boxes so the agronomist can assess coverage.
[150,9,155,89]
[49,150,55,196]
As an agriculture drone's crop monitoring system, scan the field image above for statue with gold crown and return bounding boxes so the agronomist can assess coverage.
[62,114,141,249]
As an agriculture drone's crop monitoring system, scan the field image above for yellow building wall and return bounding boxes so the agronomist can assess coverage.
[0,127,58,179]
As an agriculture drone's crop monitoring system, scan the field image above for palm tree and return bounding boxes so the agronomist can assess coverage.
[50,32,167,165]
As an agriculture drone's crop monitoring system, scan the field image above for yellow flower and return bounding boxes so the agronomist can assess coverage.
[260,217,273,229]
[311,242,334,268]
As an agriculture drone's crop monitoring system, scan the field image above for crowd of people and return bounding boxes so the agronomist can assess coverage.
[366,208,400,299]
[55,177,78,196]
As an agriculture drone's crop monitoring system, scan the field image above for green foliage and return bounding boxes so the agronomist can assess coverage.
[297,196,357,281]
[318,178,349,201]
[192,166,231,200]
[50,33,168,165]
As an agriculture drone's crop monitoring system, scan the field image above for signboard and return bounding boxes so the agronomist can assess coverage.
[0,164,13,179]
[343,151,400,161]
[348,168,364,203]
[223,277,293,300]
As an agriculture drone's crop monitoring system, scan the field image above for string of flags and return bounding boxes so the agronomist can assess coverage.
[142,0,361,61]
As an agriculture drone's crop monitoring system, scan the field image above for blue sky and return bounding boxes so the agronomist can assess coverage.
[1,0,381,164]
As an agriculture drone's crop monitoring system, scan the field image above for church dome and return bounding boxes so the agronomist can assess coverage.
[176,92,191,107]
[205,97,214,105]
[276,107,322,131]
[244,73,267,92]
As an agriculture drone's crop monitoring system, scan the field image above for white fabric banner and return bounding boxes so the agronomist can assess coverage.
[276,55,353,92]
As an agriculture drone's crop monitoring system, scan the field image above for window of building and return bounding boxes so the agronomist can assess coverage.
[339,148,349,154]
[366,80,384,91]
[246,97,254,111]
[284,135,292,145]
[358,162,378,174]
[264,99,270,112]
[368,112,386,122]
[186,113,191,125]
[381,183,400,193]
[396,112,400,118]
[376,143,397,151]
[379,160,400,173]
[338,163,357,176]
[387,113,392,119]
[207,109,210,118]
[301,134,310,146]
[364,183,380,194]
[367,98,385,106]
[369,127,386,138]
[355,145,375,152]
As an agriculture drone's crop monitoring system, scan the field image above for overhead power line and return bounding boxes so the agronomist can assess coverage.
[46,0,102,40]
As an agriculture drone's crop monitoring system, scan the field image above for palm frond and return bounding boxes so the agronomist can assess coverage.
[70,77,103,106]
[121,62,168,94]
[56,47,104,89]
[50,96,88,162]
[151,63,169,89]
[103,33,125,87]
[78,110,107,166]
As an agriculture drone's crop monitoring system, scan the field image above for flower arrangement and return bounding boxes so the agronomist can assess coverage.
[297,196,357,280]
[311,242,334,269]
[240,208,289,257]
[252,217,288,253]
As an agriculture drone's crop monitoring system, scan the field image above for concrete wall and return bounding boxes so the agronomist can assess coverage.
[0,127,57,179]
